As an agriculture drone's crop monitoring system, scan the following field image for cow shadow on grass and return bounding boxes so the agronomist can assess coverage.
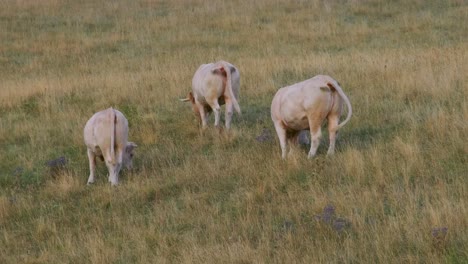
[307,121,404,156]
[251,116,403,157]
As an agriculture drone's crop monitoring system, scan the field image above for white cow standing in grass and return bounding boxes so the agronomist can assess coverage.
[180,60,241,130]
[84,107,137,186]
[271,75,352,159]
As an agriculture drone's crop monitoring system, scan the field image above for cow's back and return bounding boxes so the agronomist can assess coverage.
[192,64,221,100]
[284,80,329,108]
[272,77,333,130]
[192,62,240,102]
[84,108,129,151]
[112,110,129,147]
[192,64,214,92]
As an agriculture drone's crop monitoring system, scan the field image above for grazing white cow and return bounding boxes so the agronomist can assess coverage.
[180,60,241,130]
[84,107,137,186]
[271,75,352,159]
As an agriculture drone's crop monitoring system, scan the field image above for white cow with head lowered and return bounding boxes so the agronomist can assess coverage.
[271,75,352,159]
[180,60,241,130]
[84,107,137,186]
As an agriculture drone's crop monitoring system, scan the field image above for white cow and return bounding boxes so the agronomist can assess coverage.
[271,75,352,159]
[84,107,137,186]
[180,61,241,130]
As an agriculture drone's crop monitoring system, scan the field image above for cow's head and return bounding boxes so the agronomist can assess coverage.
[180,92,202,122]
[123,142,137,170]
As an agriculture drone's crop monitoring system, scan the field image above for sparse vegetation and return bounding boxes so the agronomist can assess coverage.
[0,0,467,263]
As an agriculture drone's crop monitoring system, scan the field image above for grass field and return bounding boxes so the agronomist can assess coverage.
[0,0,467,263]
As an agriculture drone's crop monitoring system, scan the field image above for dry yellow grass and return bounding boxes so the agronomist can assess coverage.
[0,0,467,263]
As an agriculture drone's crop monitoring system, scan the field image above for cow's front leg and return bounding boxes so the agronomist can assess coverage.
[212,102,221,128]
[87,149,97,185]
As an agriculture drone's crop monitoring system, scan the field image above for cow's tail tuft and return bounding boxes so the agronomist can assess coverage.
[327,82,352,130]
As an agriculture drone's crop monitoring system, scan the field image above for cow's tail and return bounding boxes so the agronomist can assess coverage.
[221,62,241,114]
[327,81,352,130]
[109,107,116,164]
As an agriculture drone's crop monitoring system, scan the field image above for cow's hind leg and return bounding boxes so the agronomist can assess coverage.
[327,114,340,156]
[210,101,221,128]
[87,149,97,185]
[273,121,288,159]
[308,128,322,158]
[105,150,122,186]
[307,116,323,158]
[106,162,120,186]
[196,102,209,130]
